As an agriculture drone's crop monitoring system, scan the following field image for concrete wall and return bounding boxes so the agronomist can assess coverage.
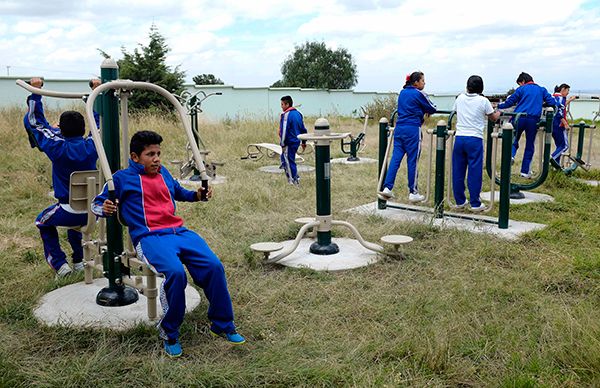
[1,76,598,121]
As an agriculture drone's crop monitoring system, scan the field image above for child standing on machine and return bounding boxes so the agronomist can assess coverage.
[551,83,576,165]
[379,71,437,202]
[452,76,500,211]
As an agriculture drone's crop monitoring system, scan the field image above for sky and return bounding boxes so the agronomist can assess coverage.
[1,0,599,94]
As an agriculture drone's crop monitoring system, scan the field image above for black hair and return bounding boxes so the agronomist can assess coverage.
[59,111,85,138]
[404,71,424,88]
[466,75,484,94]
[516,72,533,84]
[559,83,570,91]
[281,95,293,106]
[89,78,100,89]
[554,85,560,93]
[130,130,163,156]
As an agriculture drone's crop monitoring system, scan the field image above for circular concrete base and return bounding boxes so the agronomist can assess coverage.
[259,165,315,174]
[34,278,201,330]
[481,191,554,205]
[179,175,227,187]
[330,157,377,165]
[274,238,379,271]
[575,178,599,187]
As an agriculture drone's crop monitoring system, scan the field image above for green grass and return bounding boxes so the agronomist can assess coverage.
[1,106,600,386]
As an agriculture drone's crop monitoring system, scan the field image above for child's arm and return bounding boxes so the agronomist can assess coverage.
[92,182,116,217]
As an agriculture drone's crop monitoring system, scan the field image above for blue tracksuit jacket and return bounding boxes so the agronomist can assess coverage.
[395,86,437,127]
[498,82,556,119]
[23,94,60,149]
[279,107,307,146]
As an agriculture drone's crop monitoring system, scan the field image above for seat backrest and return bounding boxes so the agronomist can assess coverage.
[69,170,101,212]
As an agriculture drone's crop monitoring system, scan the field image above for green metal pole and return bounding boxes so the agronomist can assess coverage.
[378,118,389,210]
[348,138,359,161]
[434,120,447,218]
[96,58,138,307]
[498,123,514,229]
[310,118,339,255]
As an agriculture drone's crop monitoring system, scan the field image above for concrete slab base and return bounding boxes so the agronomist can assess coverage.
[34,278,201,330]
[575,178,599,187]
[273,238,379,271]
[330,157,377,165]
[347,202,546,240]
[481,191,554,204]
[179,175,227,187]
[259,165,315,174]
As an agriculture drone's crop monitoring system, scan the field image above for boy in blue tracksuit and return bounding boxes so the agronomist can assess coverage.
[379,71,437,202]
[279,95,307,185]
[25,107,98,278]
[92,131,245,358]
[498,72,556,178]
[551,83,576,164]
[23,77,60,150]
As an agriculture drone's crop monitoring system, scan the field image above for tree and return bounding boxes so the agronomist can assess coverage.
[193,74,224,85]
[272,41,358,90]
[116,24,185,111]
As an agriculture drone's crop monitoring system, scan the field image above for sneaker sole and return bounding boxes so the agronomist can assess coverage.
[210,330,246,345]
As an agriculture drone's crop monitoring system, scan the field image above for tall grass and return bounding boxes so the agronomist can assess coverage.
[0,106,599,386]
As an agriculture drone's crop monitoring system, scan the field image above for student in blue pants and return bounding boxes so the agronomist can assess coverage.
[551,83,576,164]
[498,72,555,178]
[93,131,245,358]
[279,95,307,185]
[452,76,500,211]
[379,71,437,202]
[25,105,98,278]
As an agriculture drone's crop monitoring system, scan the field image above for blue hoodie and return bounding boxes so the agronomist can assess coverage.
[23,94,60,149]
[396,86,437,128]
[279,107,307,146]
[92,161,199,245]
[498,82,556,119]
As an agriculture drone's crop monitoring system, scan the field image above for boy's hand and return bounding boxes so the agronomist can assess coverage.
[197,185,213,201]
[103,199,118,215]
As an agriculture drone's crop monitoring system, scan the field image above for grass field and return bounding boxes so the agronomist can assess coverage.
[1,106,600,387]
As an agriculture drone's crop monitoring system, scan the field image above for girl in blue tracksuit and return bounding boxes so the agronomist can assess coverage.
[498,72,556,177]
[93,131,244,357]
[380,72,437,202]
[25,105,98,277]
[279,95,307,185]
[551,83,575,164]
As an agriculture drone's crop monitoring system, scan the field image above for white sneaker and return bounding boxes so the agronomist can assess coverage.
[455,201,467,209]
[520,172,532,179]
[55,263,73,279]
[73,262,85,272]
[377,187,395,199]
[470,204,486,212]
[408,192,425,203]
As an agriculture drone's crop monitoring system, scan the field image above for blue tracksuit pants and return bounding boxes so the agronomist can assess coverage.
[452,136,483,207]
[551,119,568,163]
[36,203,87,270]
[136,229,235,341]
[511,116,539,174]
[383,125,421,193]
[280,143,300,184]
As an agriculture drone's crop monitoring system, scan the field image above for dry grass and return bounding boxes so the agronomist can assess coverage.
[0,105,600,387]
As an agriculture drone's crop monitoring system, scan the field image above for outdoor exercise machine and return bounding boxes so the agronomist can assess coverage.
[338,115,369,162]
[172,89,224,182]
[17,58,211,319]
[377,111,516,229]
[251,118,411,266]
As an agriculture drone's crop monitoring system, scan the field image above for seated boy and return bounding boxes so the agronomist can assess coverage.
[26,110,98,277]
[92,130,245,358]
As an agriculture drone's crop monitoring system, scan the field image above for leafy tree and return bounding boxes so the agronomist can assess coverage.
[272,41,358,89]
[116,24,185,111]
[193,74,224,85]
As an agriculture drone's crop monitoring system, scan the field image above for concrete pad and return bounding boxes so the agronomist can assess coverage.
[179,175,227,187]
[330,157,377,165]
[575,178,599,187]
[34,278,201,330]
[259,165,315,174]
[347,202,546,240]
[481,191,554,204]
[274,238,379,271]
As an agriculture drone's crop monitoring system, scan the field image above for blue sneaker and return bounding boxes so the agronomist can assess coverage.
[163,339,182,358]
[211,329,246,345]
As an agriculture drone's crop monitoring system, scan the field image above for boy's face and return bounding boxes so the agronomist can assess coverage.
[281,101,290,111]
[132,144,161,175]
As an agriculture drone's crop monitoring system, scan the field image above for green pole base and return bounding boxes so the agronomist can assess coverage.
[96,285,139,307]
[509,190,526,200]
[377,199,387,210]
[309,241,340,255]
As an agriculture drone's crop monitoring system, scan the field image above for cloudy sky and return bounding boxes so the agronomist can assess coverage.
[1,0,599,93]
